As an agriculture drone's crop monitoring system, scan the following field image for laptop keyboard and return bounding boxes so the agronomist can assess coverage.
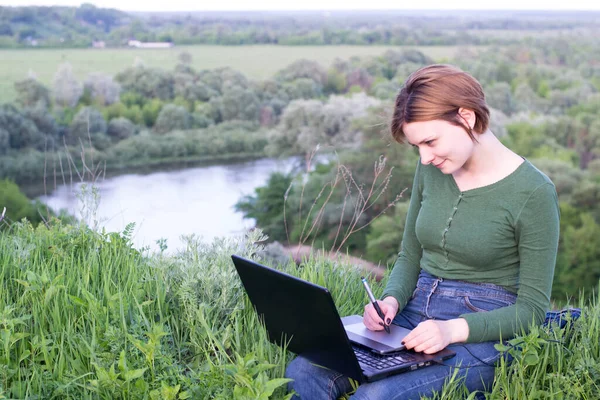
[353,346,417,370]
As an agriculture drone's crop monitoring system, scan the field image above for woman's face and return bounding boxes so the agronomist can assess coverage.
[403,117,475,175]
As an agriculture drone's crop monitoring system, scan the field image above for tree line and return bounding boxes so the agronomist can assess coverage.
[0,48,434,183]
[1,4,600,48]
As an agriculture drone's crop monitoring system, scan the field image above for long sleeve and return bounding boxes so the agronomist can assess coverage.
[460,183,560,342]
[381,162,423,311]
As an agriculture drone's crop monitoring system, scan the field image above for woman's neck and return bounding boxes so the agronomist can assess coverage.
[454,130,522,184]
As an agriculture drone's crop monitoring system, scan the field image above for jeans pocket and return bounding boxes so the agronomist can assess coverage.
[463,296,514,313]
[410,287,420,300]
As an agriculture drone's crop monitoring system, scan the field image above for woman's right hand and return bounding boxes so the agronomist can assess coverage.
[363,296,399,331]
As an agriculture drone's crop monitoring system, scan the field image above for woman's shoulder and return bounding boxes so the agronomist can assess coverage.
[518,159,556,189]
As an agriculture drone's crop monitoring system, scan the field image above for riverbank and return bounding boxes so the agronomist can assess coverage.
[19,152,267,198]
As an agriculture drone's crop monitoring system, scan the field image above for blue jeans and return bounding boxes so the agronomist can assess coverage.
[285,270,518,400]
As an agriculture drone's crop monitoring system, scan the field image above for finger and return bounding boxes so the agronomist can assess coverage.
[402,327,431,350]
[363,305,384,331]
[367,304,386,325]
[381,303,395,326]
[412,336,439,353]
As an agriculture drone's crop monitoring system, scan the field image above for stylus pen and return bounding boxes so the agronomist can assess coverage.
[361,277,390,334]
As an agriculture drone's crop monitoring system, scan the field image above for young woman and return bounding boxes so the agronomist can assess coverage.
[285,64,560,399]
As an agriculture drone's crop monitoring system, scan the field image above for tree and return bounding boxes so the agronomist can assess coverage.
[0,179,45,226]
[235,172,294,242]
[281,79,323,101]
[84,73,121,105]
[53,62,83,107]
[154,104,191,134]
[267,93,381,156]
[370,80,400,100]
[275,59,328,85]
[23,105,60,142]
[69,107,108,149]
[554,212,600,300]
[218,86,261,122]
[115,66,174,100]
[0,128,9,155]
[346,68,374,92]
[107,117,137,141]
[365,201,409,265]
[486,82,518,116]
[323,93,381,148]
[14,78,50,109]
[267,99,325,156]
[0,104,45,150]
[324,69,347,95]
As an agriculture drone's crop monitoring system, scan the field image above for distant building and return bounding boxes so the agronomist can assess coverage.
[127,40,174,49]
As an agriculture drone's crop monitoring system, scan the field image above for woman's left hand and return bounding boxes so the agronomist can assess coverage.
[401,318,469,354]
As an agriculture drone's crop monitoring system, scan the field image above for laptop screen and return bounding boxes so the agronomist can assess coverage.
[231,255,365,381]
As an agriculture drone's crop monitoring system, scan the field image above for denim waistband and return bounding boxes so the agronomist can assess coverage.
[416,269,517,302]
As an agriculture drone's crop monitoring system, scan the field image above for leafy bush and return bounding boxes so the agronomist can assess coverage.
[154,104,191,134]
[0,179,45,225]
[107,117,137,141]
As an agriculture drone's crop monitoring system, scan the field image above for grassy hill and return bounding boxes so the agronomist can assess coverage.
[0,219,595,399]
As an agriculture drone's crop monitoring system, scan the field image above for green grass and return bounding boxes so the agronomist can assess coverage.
[1,218,595,399]
[0,44,472,104]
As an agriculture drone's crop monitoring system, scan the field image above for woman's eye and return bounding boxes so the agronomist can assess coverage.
[425,140,435,145]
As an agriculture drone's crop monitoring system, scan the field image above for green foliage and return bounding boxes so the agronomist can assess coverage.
[14,78,50,109]
[217,86,262,122]
[0,216,598,399]
[84,72,121,106]
[324,68,347,95]
[105,123,267,169]
[53,62,83,107]
[107,117,137,141]
[554,212,600,301]
[222,353,292,400]
[0,104,45,150]
[115,66,175,101]
[69,106,109,149]
[154,104,192,134]
[503,122,579,164]
[483,308,600,400]
[365,202,409,265]
[275,59,327,85]
[235,172,294,242]
[0,179,45,226]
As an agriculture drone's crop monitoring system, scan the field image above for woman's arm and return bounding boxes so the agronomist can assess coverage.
[381,162,424,313]
[460,182,560,342]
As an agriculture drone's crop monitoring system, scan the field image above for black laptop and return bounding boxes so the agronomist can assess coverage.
[231,255,455,383]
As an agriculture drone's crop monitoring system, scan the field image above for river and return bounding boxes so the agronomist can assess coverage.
[39,157,301,253]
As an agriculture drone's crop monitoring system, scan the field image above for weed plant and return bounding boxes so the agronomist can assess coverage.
[0,220,598,398]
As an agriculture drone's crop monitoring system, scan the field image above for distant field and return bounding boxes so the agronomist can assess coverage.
[0,45,476,104]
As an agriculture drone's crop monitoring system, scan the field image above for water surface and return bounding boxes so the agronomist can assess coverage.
[40,158,298,252]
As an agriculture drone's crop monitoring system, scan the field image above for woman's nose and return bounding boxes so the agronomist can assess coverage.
[419,148,434,165]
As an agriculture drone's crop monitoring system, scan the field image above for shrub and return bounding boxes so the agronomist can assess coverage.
[0,179,44,225]
[107,117,137,141]
[154,104,191,134]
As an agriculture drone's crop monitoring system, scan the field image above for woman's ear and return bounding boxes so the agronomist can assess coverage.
[458,108,476,130]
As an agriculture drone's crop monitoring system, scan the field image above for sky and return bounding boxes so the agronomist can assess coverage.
[3,0,600,12]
